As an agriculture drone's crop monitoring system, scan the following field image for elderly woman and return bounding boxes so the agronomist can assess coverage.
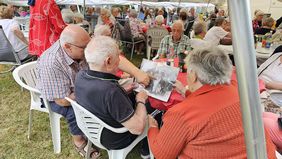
[128,9,146,55]
[255,17,276,35]
[155,15,165,27]
[148,46,276,158]
[192,21,207,39]
[61,9,74,24]
[97,8,115,30]
[252,10,264,31]
[0,5,29,60]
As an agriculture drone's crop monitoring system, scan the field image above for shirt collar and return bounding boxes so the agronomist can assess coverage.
[86,70,120,82]
[170,34,185,44]
[189,84,228,97]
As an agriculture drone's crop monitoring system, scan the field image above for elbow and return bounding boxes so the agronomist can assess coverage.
[129,119,146,135]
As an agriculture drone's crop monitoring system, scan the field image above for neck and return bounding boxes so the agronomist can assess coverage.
[89,64,114,75]
[190,81,203,92]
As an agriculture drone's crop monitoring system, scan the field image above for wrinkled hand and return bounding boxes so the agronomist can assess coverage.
[173,80,186,95]
[122,82,138,93]
[135,71,151,87]
[148,115,158,128]
[136,91,148,103]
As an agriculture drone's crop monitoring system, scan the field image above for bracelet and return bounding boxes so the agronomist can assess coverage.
[136,101,146,106]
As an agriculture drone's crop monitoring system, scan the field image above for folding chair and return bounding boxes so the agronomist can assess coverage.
[0,25,33,74]
[146,26,169,60]
[66,97,154,159]
[12,61,62,154]
[116,19,145,60]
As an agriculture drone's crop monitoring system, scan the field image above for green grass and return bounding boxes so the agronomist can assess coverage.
[0,53,146,159]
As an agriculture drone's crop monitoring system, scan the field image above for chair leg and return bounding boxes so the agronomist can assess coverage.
[147,46,151,60]
[108,150,125,159]
[48,112,61,154]
[27,109,33,140]
[130,44,135,60]
[85,140,92,159]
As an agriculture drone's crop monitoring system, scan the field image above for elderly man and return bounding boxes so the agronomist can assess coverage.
[36,25,150,158]
[147,46,276,159]
[204,17,232,45]
[75,36,152,158]
[157,20,191,58]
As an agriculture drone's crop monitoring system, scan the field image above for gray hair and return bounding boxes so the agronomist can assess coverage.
[74,12,84,19]
[85,36,119,66]
[94,24,111,36]
[215,17,226,26]
[61,9,74,24]
[193,22,206,35]
[186,46,232,85]
[262,17,274,28]
[129,9,138,18]
[155,15,164,25]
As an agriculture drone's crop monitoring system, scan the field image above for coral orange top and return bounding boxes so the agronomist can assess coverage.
[148,81,276,159]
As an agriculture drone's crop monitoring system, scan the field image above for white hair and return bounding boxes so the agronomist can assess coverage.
[74,12,84,19]
[100,8,111,17]
[172,20,184,31]
[186,46,232,85]
[85,36,119,66]
[155,15,164,25]
[94,24,111,36]
[61,9,74,24]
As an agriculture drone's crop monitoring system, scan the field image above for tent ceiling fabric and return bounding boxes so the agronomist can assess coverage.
[1,0,215,8]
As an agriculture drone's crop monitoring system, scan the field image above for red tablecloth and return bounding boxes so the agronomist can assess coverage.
[149,59,266,111]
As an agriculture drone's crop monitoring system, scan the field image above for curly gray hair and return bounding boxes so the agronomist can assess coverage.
[186,46,232,85]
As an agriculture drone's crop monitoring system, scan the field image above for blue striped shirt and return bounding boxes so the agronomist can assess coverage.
[36,41,88,101]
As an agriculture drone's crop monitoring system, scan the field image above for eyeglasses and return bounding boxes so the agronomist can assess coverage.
[67,43,87,49]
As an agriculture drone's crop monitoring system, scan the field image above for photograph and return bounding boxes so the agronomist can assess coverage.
[135,59,179,102]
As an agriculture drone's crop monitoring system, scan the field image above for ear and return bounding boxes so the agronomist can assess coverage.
[190,70,198,83]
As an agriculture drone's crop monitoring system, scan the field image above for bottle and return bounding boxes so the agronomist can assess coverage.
[178,52,186,73]
[265,31,273,48]
[261,35,266,48]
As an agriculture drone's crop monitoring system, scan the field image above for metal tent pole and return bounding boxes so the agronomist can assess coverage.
[228,0,267,158]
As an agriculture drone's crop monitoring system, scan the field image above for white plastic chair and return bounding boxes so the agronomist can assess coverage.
[65,97,154,159]
[12,61,62,154]
[277,151,282,159]
[146,26,169,60]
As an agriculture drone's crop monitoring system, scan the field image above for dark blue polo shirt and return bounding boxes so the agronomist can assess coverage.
[75,70,137,150]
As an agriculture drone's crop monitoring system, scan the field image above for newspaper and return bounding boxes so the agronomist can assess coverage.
[135,59,179,102]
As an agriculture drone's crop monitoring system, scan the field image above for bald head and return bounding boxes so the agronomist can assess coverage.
[60,25,90,60]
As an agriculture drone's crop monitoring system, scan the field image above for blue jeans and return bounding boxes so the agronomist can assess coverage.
[49,101,83,135]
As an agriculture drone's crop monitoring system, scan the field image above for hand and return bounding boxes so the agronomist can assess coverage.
[135,71,151,87]
[173,80,186,95]
[148,115,158,128]
[121,72,131,79]
[136,91,148,103]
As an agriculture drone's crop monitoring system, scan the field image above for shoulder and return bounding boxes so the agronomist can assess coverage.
[37,43,64,69]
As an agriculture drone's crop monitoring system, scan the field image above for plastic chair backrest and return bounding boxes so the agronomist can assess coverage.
[0,25,20,64]
[65,97,128,150]
[147,26,169,49]
[116,19,133,42]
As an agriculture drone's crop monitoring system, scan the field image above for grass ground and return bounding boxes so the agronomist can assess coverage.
[0,52,146,159]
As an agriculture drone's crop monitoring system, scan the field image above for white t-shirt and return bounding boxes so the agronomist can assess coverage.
[0,19,27,52]
[204,26,228,45]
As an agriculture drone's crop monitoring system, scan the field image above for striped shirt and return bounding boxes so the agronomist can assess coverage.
[157,35,191,57]
[36,41,88,101]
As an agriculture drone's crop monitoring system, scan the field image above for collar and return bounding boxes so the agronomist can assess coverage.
[189,84,228,97]
[86,70,120,82]
[170,34,185,44]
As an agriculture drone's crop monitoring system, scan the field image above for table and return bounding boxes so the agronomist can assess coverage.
[149,59,266,111]
[218,43,278,59]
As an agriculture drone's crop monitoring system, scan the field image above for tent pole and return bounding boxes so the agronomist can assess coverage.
[228,0,267,158]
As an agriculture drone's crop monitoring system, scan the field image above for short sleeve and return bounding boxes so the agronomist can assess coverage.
[216,27,228,39]
[10,20,20,31]
[107,87,134,123]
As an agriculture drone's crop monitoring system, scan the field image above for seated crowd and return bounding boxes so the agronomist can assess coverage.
[1,2,282,158]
